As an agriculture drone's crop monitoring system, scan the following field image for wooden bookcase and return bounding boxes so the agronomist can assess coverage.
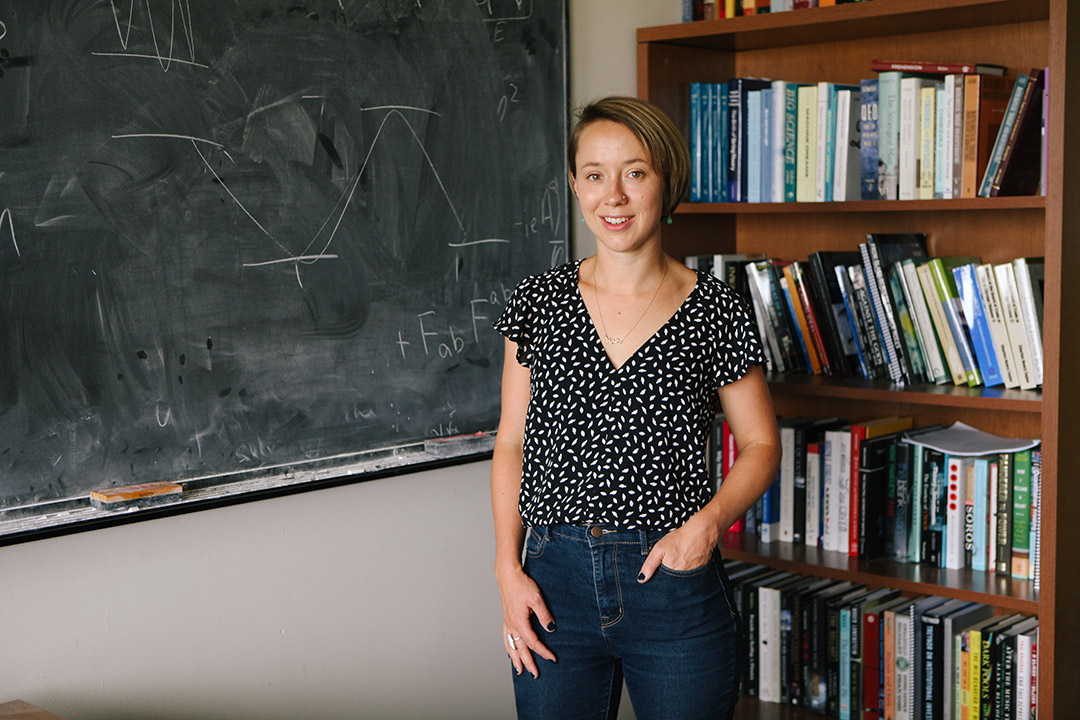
[637,0,1079,716]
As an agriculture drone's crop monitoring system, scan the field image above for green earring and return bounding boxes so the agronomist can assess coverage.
[666,216,673,225]
[580,216,585,223]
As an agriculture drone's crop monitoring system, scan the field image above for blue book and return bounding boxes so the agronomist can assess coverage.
[953,263,1004,386]
[703,83,715,203]
[690,82,703,202]
[783,83,803,202]
[760,470,781,542]
[934,84,946,199]
[835,264,870,379]
[839,605,853,720]
[778,264,813,371]
[860,78,881,200]
[747,90,763,203]
[972,456,990,571]
[717,82,730,203]
[761,88,774,203]
[728,78,772,202]
[979,73,1029,197]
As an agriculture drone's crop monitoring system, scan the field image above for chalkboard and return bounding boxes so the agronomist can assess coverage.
[0,0,568,536]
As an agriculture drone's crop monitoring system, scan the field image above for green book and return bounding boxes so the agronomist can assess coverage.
[1010,449,1033,578]
[927,257,983,387]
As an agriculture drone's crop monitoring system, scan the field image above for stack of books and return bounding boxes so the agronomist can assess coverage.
[729,560,1041,719]
[688,234,1045,389]
[688,61,1047,204]
[714,417,1044,583]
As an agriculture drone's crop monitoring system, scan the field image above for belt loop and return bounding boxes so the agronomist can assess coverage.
[639,529,650,556]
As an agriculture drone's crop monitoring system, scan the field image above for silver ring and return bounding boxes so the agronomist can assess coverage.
[507,633,522,650]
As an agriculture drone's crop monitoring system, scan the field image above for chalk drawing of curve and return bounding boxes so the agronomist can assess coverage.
[112,107,510,288]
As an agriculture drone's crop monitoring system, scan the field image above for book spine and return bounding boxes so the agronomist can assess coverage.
[780,422,797,543]
[748,90,763,203]
[718,82,730,202]
[861,79,882,200]
[979,74,1029,197]
[954,263,1004,387]
[797,84,818,202]
[729,81,743,202]
[859,244,902,382]
[1011,449,1032,579]
[928,259,982,387]
[760,586,783,702]
[972,458,990,572]
[917,262,967,385]
[925,449,946,566]
[784,84,801,202]
[817,82,833,203]
[690,83,703,202]
[899,260,948,383]
[994,263,1038,390]
[923,616,944,720]
[898,77,921,201]
[762,89,773,203]
[836,264,872,379]
[995,452,1014,575]
[878,72,902,199]
[934,84,947,198]
[910,443,925,564]
[942,77,956,199]
[919,83,936,200]
[945,455,969,569]
[793,425,809,544]
[865,240,909,383]
[849,265,889,377]
[893,441,912,562]
[895,612,913,720]
[771,83,788,203]
[975,264,1020,388]
[1012,258,1044,386]
[990,70,1041,197]
[962,75,981,198]
[951,74,966,200]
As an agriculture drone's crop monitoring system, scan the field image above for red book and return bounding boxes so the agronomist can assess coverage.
[849,417,913,557]
[869,60,1006,76]
[723,419,745,533]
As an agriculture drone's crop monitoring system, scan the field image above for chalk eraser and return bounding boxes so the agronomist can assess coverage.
[423,431,495,457]
[89,481,183,511]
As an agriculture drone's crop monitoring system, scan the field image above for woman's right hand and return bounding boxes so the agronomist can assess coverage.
[497,565,557,678]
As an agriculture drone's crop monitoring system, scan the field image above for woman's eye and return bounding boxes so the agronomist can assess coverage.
[587,173,602,181]
[628,170,645,179]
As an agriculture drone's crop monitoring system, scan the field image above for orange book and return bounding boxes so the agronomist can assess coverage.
[782,263,822,374]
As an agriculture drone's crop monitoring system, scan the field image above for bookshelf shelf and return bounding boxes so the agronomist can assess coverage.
[639,0,1077,715]
[720,534,1039,615]
[678,196,1046,214]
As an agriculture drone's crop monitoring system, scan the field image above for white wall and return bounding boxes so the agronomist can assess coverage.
[0,2,682,718]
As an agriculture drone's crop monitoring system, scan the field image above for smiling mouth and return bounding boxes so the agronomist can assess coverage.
[601,216,631,226]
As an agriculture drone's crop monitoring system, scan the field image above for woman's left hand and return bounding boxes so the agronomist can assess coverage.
[637,516,720,582]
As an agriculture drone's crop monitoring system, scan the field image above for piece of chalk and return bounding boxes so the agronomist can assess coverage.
[89,481,183,511]
[423,431,495,457]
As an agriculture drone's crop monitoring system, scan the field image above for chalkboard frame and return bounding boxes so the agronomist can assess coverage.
[0,0,570,544]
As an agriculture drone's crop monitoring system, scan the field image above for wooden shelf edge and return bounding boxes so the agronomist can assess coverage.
[637,0,1049,51]
[765,373,1042,412]
[720,533,1039,614]
[677,197,1046,215]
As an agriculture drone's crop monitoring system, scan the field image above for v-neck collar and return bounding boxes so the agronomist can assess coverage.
[573,258,701,373]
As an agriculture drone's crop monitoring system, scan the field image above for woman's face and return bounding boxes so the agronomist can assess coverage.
[570,119,664,257]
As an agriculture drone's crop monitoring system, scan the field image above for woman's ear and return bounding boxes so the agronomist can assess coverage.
[567,170,578,197]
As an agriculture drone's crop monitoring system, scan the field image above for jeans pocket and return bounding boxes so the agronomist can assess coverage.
[657,560,712,578]
[524,526,548,558]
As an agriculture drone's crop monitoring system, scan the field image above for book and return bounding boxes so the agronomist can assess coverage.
[690,82,704,202]
[748,89,764,203]
[898,596,950,720]
[877,72,903,199]
[761,88,774,202]
[864,233,930,384]
[829,585,875,716]
[974,263,1021,388]
[759,573,810,702]
[918,82,939,200]
[806,441,823,548]
[823,425,852,552]
[784,83,806,202]
[770,81,791,203]
[978,614,1027,719]
[797,84,819,202]
[899,76,932,200]
[806,581,858,712]
[846,264,889,379]
[971,456,992,572]
[898,258,948,384]
[741,569,793,696]
[786,576,837,705]
[961,74,1014,198]
[779,416,814,543]
[870,60,1006,76]
[717,82,730,202]
[948,73,966,200]
[917,598,971,720]
[938,602,995,719]
[953,262,1004,387]
[856,430,904,560]
[1011,448,1033,579]
[990,68,1045,197]
[916,261,968,385]
[934,84,947,198]
[993,262,1039,390]
[849,417,913,558]
[1012,256,1044,386]
[927,256,983,387]
[860,78,883,200]
[782,264,824,374]
[834,87,862,201]
[994,451,1014,575]
[944,455,971,569]
[730,78,773,202]
[978,72,1030,197]
[941,75,957,199]
[807,250,863,377]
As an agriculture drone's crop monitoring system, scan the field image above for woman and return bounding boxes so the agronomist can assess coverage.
[491,96,781,720]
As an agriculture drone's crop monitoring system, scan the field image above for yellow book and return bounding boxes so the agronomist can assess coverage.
[919,84,937,200]
[796,85,818,202]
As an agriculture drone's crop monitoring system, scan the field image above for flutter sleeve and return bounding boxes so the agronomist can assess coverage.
[712,281,768,387]
[492,276,536,368]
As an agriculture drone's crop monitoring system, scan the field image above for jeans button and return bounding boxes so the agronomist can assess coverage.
[589,526,602,538]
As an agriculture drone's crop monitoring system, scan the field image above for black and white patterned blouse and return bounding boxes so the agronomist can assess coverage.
[493,258,766,530]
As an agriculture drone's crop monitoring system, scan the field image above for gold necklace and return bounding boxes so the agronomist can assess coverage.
[592,258,668,345]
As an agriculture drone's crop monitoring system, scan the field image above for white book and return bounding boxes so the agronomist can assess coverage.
[779,420,800,543]
[796,85,818,202]
[993,263,1038,390]
[806,442,822,547]
[833,88,861,201]
[975,264,1021,388]
[745,261,782,373]
[988,459,999,571]
[758,584,784,703]
[748,90,763,204]
[899,77,928,200]
[816,82,831,202]
[1016,627,1037,720]
[942,75,956,199]
[945,455,970,569]
[823,427,850,552]
[770,81,789,203]
[1012,258,1044,385]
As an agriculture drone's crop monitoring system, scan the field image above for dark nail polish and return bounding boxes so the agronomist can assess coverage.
[547,621,557,632]
[638,572,645,581]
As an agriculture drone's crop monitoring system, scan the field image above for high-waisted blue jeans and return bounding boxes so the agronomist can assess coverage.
[512,524,741,720]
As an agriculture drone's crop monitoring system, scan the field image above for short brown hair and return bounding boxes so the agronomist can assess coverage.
[568,96,691,219]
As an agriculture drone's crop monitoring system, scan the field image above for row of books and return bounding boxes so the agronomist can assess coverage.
[730,559,1040,719]
[712,417,1043,580]
[688,64,1046,204]
[687,234,1045,388]
[682,0,872,21]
